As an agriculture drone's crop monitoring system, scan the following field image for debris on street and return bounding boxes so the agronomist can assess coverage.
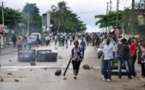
[83,64,90,70]
[55,69,62,76]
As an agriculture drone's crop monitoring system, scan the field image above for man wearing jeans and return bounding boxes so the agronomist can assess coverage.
[129,39,137,77]
[117,38,132,79]
[103,38,115,82]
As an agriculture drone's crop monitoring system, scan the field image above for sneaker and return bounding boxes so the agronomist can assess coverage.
[74,76,77,80]
[132,76,135,78]
[107,79,111,82]
[102,78,106,81]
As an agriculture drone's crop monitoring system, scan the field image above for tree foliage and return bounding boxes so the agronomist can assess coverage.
[0,6,21,28]
[22,3,42,33]
[95,11,123,28]
[50,1,86,33]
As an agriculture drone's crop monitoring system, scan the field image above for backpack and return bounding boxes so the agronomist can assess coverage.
[117,44,129,60]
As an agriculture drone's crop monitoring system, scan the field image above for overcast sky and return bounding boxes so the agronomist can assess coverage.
[3,0,133,32]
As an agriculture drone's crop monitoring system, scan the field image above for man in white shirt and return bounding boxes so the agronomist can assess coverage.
[27,37,32,49]
[54,35,58,45]
[103,38,115,82]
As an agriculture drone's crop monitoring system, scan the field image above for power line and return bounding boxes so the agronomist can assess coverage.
[120,0,128,5]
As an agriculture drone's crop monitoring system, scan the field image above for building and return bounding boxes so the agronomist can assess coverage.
[42,12,51,32]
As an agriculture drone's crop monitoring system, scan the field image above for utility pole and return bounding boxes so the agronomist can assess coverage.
[110,0,112,11]
[116,0,119,28]
[106,2,109,14]
[106,2,109,32]
[143,0,145,9]
[1,1,5,25]
[132,0,135,10]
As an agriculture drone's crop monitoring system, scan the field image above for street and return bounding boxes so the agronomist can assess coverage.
[0,42,144,90]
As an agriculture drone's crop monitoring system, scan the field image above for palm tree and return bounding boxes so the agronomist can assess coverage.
[95,15,108,28]
[51,1,69,32]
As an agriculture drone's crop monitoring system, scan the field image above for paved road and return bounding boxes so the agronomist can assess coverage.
[0,42,144,90]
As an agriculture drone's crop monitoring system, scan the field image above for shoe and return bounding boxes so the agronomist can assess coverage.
[132,76,135,78]
[128,77,132,79]
[74,76,77,80]
[107,79,111,82]
[102,78,106,81]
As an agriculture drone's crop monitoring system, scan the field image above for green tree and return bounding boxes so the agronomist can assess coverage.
[22,3,42,33]
[51,1,68,32]
[50,1,86,33]
[95,11,123,29]
[0,6,21,28]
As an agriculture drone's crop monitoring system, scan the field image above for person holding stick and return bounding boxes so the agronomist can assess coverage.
[71,40,83,79]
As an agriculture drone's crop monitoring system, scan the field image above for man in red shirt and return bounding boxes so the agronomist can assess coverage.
[129,39,137,77]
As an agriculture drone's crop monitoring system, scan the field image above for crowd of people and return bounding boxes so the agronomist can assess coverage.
[102,34,145,82]
[10,33,104,51]
[1,31,144,82]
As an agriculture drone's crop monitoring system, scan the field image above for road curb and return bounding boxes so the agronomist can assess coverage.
[0,50,17,56]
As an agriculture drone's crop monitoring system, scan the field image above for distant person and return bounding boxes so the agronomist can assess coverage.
[80,39,86,58]
[65,35,68,45]
[12,34,17,47]
[71,40,83,79]
[40,35,45,46]
[36,35,40,47]
[103,38,115,82]
[139,40,145,78]
[17,36,23,51]
[27,37,32,49]
[129,39,137,77]
[94,35,99,48]
[54,35,58,45]
[45,35,50,46]
[70,34,73,45]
